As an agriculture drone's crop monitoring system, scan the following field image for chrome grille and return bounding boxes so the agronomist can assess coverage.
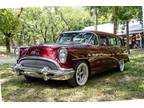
[20,59,58,70]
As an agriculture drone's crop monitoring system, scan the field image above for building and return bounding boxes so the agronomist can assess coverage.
[83,23,114,33]
[83,19,144,49]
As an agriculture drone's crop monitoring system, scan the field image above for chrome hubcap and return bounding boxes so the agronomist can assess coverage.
[76,63,88,85]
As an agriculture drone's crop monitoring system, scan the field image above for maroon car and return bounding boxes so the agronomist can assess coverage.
[13,30,129,86]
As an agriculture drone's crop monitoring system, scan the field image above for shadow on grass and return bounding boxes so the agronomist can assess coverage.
[1,69,120,101]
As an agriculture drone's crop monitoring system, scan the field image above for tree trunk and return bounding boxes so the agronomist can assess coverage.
[140,20,143,48]
[114,21,118,35]
[94,7,98,31]
[60,11,70,30]
[27,34,31,46]
[51,26,55,42]
[5,35,11,53]
[126,21,130,54]
[18,31,23,45]
[44,37,47,43]
[17,8,23,18]
[113,7,118,35]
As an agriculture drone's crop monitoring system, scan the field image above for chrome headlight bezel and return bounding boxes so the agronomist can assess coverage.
[58,48,68,63]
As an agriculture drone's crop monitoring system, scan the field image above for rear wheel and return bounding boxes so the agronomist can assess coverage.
[118,59,125,72]
[68,61,89,87]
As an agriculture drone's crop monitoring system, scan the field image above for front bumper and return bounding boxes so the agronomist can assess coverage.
[13,58,75,81]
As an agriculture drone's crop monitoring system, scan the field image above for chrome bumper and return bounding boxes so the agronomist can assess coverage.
[13,63,75,81]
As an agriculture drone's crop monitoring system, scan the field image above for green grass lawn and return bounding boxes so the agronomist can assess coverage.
[1,51,144,102]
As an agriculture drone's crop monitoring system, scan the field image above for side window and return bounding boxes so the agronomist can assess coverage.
[99,35,107,46]
[89,33,98,45]
[83,33,98,45]
[117,37,122,46]
[108,36,117,46]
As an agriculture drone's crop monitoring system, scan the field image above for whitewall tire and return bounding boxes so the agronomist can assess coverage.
[68,61,89,87]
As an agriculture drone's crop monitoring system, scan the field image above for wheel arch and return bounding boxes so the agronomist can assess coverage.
[72,59,91,76]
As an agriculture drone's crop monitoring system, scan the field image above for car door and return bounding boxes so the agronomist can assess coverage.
[86,32,103,73]
[88,33,112,74]
[106,35,120,68]
[96,34,114,71]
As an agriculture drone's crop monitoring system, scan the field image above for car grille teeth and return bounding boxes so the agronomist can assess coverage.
[20,59,58,70]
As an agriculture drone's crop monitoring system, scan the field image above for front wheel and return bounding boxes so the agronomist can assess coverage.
[24,75,35,81]
[68,61,89,87]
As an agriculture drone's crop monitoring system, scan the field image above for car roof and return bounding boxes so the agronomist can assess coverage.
[63,30,115,36]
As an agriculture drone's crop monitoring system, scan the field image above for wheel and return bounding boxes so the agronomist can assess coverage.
[68,61,89,87]
[118,59,125,72]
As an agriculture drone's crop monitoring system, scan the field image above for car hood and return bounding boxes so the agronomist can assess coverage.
[24,43,90,58]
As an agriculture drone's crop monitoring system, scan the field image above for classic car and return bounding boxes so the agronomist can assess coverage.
[13,30,129,86]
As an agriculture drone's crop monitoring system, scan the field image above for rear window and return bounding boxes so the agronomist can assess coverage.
[98,34,121,46]
[98,35,107,46]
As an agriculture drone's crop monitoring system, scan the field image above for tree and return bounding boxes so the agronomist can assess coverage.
[85,7,100,30]
[15,8,43,45]
[0,8,23,53]
[85,6,113,30]
[12,7,91,45]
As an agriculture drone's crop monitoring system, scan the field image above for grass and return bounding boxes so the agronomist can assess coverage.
[1,51,144,102]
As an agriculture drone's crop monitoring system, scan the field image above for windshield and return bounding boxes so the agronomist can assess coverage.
[57,32,95,44]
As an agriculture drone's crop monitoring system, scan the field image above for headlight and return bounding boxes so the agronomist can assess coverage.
[58,48,68,63]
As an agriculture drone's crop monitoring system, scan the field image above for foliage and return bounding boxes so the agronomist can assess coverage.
[85,6,112,30]
[0,9,21,53]
[12,7,92,45]
[0,6,143,52]
[85,6,142,31]
[0,9,19,34]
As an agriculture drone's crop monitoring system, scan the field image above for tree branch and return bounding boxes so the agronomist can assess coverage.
[17,8,23,18]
